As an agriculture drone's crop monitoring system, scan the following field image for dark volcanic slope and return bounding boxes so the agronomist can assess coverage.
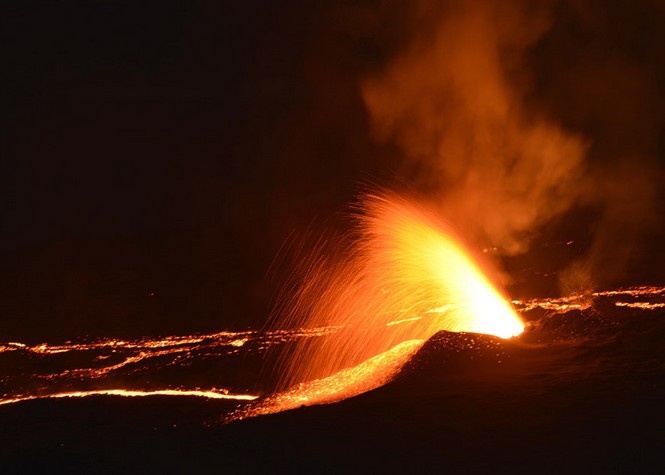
[218,308,665,474]
[2,300,665,474]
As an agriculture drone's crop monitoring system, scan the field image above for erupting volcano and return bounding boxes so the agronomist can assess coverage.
[234,192,525,417]
[3,1,665,473]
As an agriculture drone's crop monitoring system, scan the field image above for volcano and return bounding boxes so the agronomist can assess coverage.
[2,286,665,473]
[2,1,665,473]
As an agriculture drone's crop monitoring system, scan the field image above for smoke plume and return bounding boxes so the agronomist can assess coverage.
[360,0,663,291]
[362,0,587,255]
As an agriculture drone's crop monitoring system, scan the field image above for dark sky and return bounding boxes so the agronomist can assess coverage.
[0,1,391,341]
[1,1,664,342]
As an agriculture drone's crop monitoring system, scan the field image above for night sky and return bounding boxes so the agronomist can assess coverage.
[1,1,664,342]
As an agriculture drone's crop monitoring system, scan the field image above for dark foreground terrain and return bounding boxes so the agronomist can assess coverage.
[2,294,665,474]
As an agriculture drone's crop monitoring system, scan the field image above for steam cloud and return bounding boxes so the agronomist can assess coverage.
[359,0,663,292]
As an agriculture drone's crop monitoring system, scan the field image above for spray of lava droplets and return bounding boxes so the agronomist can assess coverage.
[273,192,524,390]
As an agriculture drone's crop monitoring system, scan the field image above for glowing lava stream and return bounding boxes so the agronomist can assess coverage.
[230,339,423,421]
[0,389,258,406]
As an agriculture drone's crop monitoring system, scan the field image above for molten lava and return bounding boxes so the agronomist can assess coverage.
[0,193,526,419]
[231,339,423,420]
[274,193,524,390]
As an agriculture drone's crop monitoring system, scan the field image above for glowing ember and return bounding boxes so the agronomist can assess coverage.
[273,193,524,389]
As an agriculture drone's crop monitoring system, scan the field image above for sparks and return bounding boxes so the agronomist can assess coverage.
[273,192,524,389]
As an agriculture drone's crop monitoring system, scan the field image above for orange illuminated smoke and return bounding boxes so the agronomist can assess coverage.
[274,192,524,390]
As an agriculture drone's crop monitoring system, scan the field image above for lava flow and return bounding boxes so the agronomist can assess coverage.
[0,327,338,407]
[267,193,524,403]
[0,193,524,419]
[2,285,664,416]
[0,389,257,407]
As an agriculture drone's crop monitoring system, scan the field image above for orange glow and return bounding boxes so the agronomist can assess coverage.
[614,302,665,310]
[232,339,422,421]
[0,388,257,406]
[3,285,663,418]
[0,327,342,408]
[511,286,665,313]
[274,193,524,389]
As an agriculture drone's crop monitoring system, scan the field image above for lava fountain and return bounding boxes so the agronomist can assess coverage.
[272,192,524,391]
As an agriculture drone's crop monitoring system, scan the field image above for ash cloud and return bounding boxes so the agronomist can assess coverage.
[359,0,664,292]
